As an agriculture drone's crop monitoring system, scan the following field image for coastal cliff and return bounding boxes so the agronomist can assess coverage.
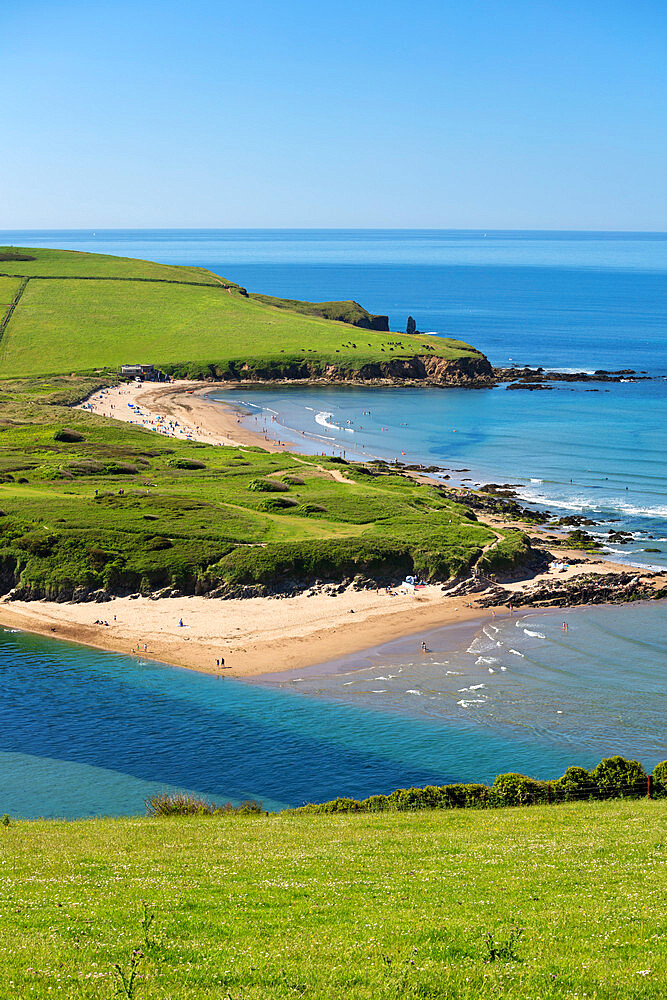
[163,353,495,387]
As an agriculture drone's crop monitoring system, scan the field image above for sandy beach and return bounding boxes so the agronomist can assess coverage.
[77,380,290,452]
[0,379,657,678]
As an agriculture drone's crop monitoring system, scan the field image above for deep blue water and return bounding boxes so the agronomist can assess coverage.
[0,229,665,818]
[3,228,667,371]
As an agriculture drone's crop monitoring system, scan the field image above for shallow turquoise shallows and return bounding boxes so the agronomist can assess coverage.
[1,603,665,820]
[0,229,665,818]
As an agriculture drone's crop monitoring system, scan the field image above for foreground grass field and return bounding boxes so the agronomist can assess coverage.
[1,800,664,999]
[0,247,485,378]
[0,377,529,599]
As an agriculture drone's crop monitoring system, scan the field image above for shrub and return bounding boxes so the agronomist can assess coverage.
[169,458,207,470]
[247,478,289,492]
[553,766,594,801]
[53,427,84,443]
[257,497,298,511]
[492,773,547,806]
[146,793,262,816]
[68,459,104,476]
[652,761,667,795]
[146,536,173,551]
[593,756,646,797]
[104,461,138,475]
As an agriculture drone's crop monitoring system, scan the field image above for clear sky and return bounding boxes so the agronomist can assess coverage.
[3,0,666,229]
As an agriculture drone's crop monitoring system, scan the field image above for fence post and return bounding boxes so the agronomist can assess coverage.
[647,775,652,800]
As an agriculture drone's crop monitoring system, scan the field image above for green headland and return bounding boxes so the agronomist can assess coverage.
[0,247,529,602]
[0,247,491,381]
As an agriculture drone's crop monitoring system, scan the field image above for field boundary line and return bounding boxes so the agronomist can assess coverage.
[0,277,29,355]
[0,272,237,291]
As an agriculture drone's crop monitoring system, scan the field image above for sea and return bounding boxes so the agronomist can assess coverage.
[0,229,665,818]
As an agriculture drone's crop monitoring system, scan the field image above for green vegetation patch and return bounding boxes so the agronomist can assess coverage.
[0,799,664,998]
[0,378,526,600]
[0,245,222,283]
[0,248,484,378]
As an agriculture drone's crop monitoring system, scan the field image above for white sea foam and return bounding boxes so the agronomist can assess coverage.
[530,478,543,483]
[500,665,507,671]
[476,656,498,666]
[445,670,462,676]
[374,676,388,681]
[508,649,525,657]
[371,690,386,693]
[523,629,545,638]
[406,689,422,695]
[488,667,495,673]
[457,698,486,708]
[315,411,339,430]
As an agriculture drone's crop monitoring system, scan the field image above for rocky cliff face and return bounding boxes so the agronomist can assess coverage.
[225,353,494,386]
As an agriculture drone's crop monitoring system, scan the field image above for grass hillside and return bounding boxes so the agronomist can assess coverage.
[0,800,664,998]
[250,292,389,328]
[0,247,486,379]
[0,246,224,284]
[0,377,529,600]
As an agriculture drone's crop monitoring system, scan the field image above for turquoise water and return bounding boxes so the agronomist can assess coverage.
[264,605,666,767]
[0,229,665,817]
[1,606,664,820]
[213,378,667,571]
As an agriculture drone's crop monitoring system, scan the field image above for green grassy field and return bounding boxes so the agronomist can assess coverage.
[0,247,485,378]
[0,376,526,600]
[249,292,388,328]
[1,800,664,999]
[0,246,222,283]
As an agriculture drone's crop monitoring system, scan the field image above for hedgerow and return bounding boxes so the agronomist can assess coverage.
[294,757,665,814]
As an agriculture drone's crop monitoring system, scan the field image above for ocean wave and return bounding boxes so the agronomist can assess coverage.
[523,629,545,638]
[405,689,422,695]
[476,656,498,666]
[370,689,386,693]
[508,649,525,657]
[457,698,486,708]
[315,411,339,431]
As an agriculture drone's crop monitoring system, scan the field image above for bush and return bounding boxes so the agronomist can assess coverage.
[169,458,207,470]
[247,478,289,493]
[593,756,646,797]
[104,461,138,475]
[53,427,84,443]
[146,536,173,551]
[553,766,594,801]
[492,773,547,806]
[146,792,262,816]
[652,761,667,795]
[257,497,298,511]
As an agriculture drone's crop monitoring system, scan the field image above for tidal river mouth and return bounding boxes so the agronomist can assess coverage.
[2,600,665,819]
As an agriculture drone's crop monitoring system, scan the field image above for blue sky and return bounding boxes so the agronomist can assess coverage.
[2,0,666,228]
